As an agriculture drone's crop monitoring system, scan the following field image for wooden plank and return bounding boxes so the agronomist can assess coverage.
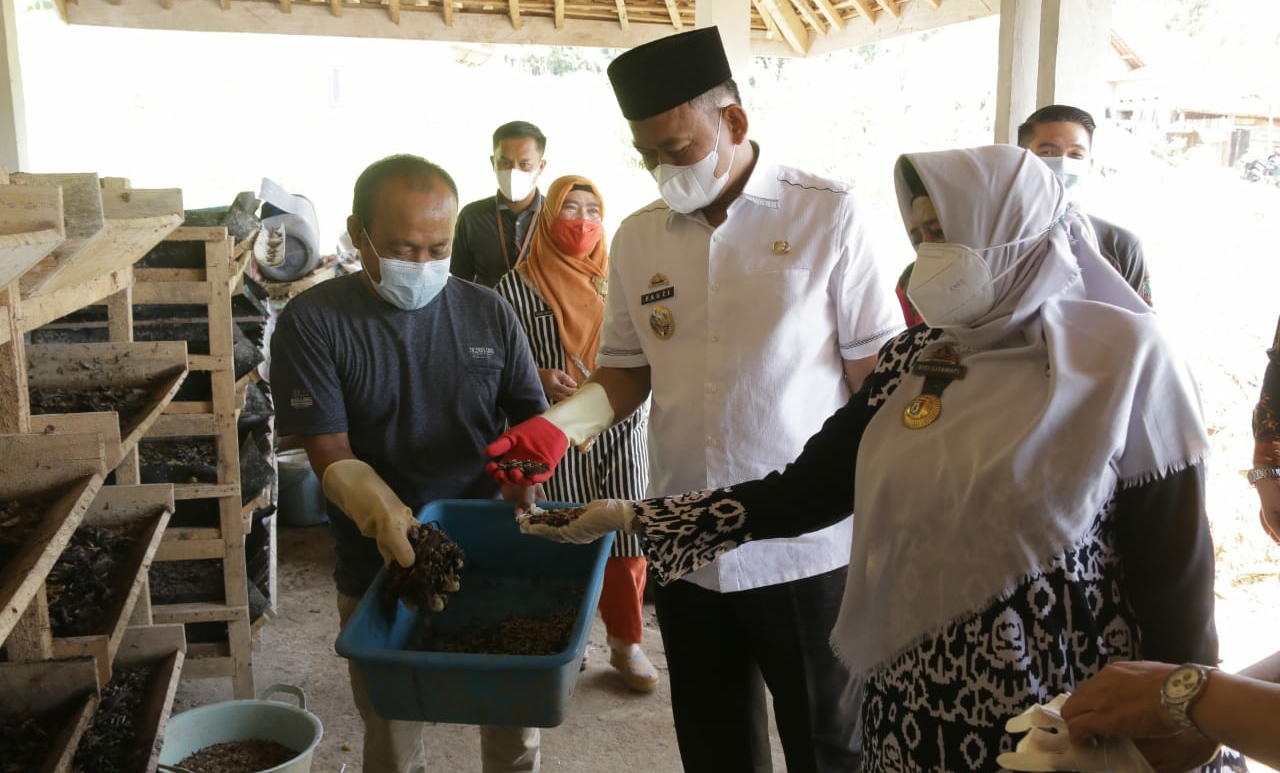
[388,0,398,22]
[811,0,844,30]
[662,0,681,29]
[17,266,132,334]
[280,0,292,11]
[0,184,66,289]
[759,0,808,53]
[442,0,452,25]
[0,284,26,432]
[133,267,206,282]
[130,278,210,305]
[26,341,188,390]
[7,584,54,660]
[330,0,342,16]
[152,602,248,625]
[553,0,563,27]
[156,536,226,561]
[152,412,219,437]
[0,473,103,646]
[113,624,186,773]
[51,486,173,686]
[186,354,234,373]
[0,657,98,773]
[874,0,899,17]
[787,0,826,34]
[21,187,182,299]
[30,412,123,471]
[925,0,941,7]
[171,482,242,500]
[613,0,627,29]
[8,173,104,266]
[508,0,521,28]
[0,436,104,498]
[847,0,876,21]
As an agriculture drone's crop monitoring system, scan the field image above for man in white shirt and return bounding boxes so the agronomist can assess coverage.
[486,27,901,773]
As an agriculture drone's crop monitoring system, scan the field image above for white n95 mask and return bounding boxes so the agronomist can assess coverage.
[497,168,537,202]
[652,110,738,214]
[907,242,997,329]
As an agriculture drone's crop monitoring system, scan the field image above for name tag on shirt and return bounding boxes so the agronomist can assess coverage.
[641,287,675,305]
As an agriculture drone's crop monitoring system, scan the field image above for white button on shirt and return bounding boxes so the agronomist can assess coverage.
[598,145,902,592]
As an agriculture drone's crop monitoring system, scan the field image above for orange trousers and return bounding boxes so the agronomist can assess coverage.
[598,555,647,645]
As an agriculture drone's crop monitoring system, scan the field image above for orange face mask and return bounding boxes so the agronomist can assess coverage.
[549,219,603,258]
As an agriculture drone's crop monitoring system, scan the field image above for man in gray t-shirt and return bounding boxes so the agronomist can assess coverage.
[271,154,546,773]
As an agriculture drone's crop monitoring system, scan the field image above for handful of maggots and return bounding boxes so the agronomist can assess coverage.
[385,522,465,613]
[516,504,586,528]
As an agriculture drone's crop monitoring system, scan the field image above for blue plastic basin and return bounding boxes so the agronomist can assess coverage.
[334,499,613,728]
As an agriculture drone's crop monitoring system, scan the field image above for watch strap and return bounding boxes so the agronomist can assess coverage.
[1160,663,1215,734]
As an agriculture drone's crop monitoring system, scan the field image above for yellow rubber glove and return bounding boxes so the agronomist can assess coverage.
[322,459,418,568]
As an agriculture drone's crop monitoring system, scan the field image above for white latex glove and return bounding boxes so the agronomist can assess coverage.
[543,382,615,445]
[518,499,634,544]
[998,695,1156,773]
[322,459,418,568]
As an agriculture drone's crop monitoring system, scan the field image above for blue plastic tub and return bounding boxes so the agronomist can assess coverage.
[334,499,613,728]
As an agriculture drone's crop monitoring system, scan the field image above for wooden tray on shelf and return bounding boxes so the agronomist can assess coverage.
[27,341,189,470]
[71,624,186,773]
[50,484,175,688]
[0,656,100,773]
[0,182,66,289]
[11,173,182,301]
[0,433,106,649]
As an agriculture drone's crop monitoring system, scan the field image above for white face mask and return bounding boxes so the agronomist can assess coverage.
[1038,155,1090,191]
[652,110,738,214]
[497,168,537,202]
[906,228,1052,329]
[363,230,450,310]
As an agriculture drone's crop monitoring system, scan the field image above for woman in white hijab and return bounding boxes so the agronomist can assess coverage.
[523,145,1220,772]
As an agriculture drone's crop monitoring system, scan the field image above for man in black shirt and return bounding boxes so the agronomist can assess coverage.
[451,121,548,287]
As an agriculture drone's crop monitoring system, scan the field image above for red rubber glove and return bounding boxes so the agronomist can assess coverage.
[485,416,570,485]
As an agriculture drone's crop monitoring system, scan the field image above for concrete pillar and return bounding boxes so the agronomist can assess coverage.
[0,0,26,171]
[695,0,752,79]
[995,0,1112,145]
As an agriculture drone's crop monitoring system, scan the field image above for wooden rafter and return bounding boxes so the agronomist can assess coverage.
[278,0,291,12]
[751,0,782,39]
[554,0,564,28]
[758,0,807,54]
[787,0,826,36]
[925,0,941,7]
[160,0,172,8]
[508,0,521,29]
[663,0,682,30]
[847,0,876,22]
[614,0,629,30]
[329,0,341,17]
[443,0,453,26]
[219,0,230,10]
[875,0,900,18]
[52,0,68,22]
[389,0,400,23]
[811,0,844,30]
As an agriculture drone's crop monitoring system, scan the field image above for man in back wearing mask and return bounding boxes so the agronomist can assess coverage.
[271,153,548,773]
[452,121,548,288]
[483,27,901,773]
[1017,104,1153,305]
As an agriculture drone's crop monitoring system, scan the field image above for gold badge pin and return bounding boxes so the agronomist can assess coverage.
[649,305,675,340]
[772,240,790,255]
[648,272,670,288]
[902,394,942,429]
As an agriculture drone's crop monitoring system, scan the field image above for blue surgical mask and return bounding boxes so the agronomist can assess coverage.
[363,229,450,310]
[1038,155,1090,191]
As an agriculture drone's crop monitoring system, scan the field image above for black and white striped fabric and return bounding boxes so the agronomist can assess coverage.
[495,271,649,557]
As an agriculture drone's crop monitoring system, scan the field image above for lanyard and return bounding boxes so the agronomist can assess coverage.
[495,205,537,271]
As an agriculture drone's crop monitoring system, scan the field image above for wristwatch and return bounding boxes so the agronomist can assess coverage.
[1246,467,1280,485]
[1160,663,1215,733]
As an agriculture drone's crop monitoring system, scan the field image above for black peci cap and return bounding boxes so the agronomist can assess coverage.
[607,27,733,121]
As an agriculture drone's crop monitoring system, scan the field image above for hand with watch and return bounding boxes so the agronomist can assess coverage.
[1249,469,1280,545]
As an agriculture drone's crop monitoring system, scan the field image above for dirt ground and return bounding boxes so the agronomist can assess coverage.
[170,522,784,773]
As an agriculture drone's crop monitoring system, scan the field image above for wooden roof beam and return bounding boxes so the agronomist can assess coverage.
[614,0,629,30]
[443,0,453,26]
[758,0,807,54]
[875,0,900,18]
[848,0,875,22]
[811,0,844,30]
[279,0,291,13]
[509,0,522,28]
[663,0,682,30]
[925,0,941,7]
[751,0,782,39]
[388,0,399,23]
[787,0,827,36]
[554,0,564,28]
[329,0,341,17]
[220,0,230,10]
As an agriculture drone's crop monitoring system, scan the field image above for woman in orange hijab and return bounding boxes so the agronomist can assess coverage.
[495,175,657,693]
